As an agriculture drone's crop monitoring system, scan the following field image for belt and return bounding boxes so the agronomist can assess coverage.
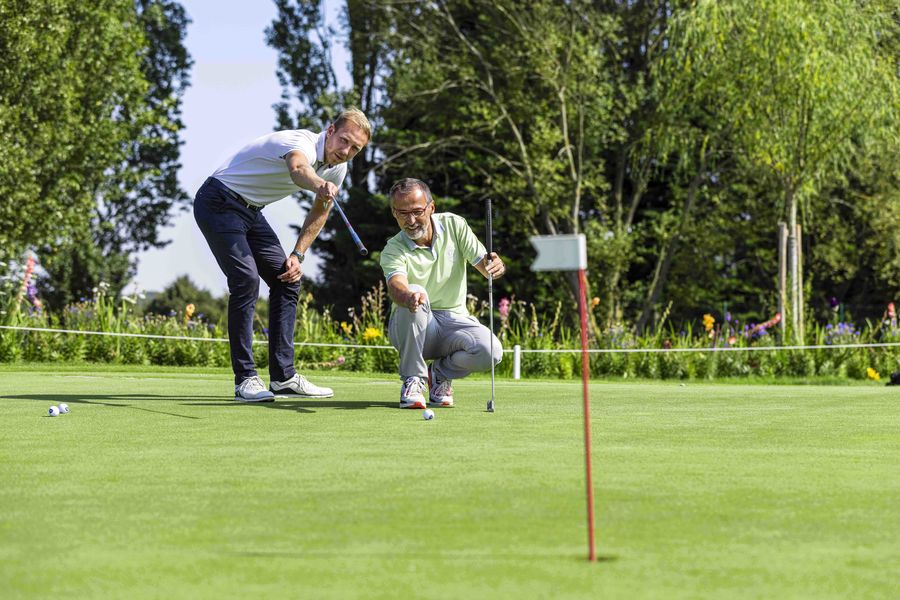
[205,177,264,211]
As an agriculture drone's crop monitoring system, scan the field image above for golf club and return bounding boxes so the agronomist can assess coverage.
[486,198,495,413]
[332,198,368,255]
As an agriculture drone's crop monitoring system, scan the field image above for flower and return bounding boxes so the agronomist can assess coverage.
[830,297,839,309]
[185,303,195,319]
[499,297,510,319]
[591,297,600,309]
[867,367,880,381]
[703,314,715,332]
[340,321,352,336]
[362,327,382,341]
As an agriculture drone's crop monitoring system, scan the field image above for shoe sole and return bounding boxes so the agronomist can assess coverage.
[270,390,334,398]
[234,396,275,403]
[427,399,454,408]
[400,399,426,409]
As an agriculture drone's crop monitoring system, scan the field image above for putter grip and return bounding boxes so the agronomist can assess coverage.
[486,198,493,257]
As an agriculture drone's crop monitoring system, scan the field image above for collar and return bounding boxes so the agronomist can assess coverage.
[314,130,327,166]
[401,214,443,250]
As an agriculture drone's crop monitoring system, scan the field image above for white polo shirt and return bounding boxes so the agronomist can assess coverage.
[211,129,347,206]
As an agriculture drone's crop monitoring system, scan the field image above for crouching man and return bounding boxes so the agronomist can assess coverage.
[379,178,505,409]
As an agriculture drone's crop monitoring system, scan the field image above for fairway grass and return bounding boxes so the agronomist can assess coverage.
[1,365,898,599]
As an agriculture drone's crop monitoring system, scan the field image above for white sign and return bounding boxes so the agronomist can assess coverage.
[530,234,587,271]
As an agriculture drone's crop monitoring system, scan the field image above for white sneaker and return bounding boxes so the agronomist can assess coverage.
[400,376,426,409]
[429,380,454,407]
[235,376,275,402]
[270,373,334,398]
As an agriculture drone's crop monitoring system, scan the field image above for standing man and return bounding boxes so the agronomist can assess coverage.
[380,178,505,409]
[194,108,371,402]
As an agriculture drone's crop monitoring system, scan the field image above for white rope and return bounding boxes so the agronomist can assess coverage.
[517,342,900,354]
[2,324,897,354]
[0,325,396,350]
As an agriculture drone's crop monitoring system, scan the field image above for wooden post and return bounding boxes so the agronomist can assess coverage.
[796,223,804,343]
[778,223,788,338]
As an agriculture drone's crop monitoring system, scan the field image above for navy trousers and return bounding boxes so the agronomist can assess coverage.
[193,177,300,385]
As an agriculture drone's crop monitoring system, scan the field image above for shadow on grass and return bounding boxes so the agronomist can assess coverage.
[228,549,619,563]
[3,394,204,419]
[181,399,397,412]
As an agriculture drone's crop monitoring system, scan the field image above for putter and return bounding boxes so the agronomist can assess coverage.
[486,198,495,413]
[332,198,368,255]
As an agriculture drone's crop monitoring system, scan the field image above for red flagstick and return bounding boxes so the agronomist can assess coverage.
[577,268,596,561]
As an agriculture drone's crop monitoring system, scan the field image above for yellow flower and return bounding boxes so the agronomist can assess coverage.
[703,313,715,332]
[340,321,352,335]
[866,367,880,381]
[363,327,382,341]
[185,303,195,319]
[591,297,600,309]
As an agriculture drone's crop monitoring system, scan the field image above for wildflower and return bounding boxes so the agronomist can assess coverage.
[362,327,382,341]
[703,314,715,332]
[725,312,732,323]
[185,303,195,320]
[591,297,600,310]
[830,297,839,309]
[499,297,510,319]
[340,321,352,336]
[866,367,880,381]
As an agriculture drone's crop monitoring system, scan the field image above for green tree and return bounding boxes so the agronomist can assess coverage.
[662,0,899,339]
[0,0,148,260]
[37,0,193,309]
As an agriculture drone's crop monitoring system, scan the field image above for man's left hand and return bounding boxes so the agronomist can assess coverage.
[485,252,506,279]
[278,254,303,283]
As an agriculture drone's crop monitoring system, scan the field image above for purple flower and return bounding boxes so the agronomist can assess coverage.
[725,312,732,323]
[830,297,839,309]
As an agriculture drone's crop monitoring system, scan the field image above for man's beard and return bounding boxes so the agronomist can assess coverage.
[405,224,426,240]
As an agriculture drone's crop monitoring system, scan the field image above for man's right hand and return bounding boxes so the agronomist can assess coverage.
[404,290,427,312]
[316,181,339,200]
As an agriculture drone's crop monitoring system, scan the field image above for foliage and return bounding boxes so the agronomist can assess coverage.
[35,0,193,309]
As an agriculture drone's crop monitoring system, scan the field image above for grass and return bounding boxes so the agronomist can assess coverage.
[1,364,898,599]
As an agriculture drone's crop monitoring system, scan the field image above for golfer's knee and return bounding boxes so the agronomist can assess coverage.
[228,276,259,303]
[474,336,503,370]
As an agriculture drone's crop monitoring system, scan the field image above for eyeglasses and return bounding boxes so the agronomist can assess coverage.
[392,203,431,219]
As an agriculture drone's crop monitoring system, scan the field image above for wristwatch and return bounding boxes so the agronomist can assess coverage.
[291,250,305,263]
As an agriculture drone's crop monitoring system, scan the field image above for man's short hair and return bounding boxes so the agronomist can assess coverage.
[334,107,372,141]
[389,178,433,204]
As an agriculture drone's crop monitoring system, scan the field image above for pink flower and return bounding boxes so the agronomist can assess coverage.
[498,297,510,319]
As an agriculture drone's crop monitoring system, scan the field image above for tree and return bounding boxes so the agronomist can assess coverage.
[661,0,899,339]
[0,0,149,259]
[37,0,193,309]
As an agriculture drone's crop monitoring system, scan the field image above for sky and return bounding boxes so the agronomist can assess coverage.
[132,0,348,297]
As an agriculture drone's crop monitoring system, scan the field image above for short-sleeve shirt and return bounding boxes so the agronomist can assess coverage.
[211,129,346,205]
[380,212,486,315]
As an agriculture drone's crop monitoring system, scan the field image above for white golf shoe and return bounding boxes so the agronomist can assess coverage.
[269,373,334,398]
[234,376,275,402]
[400,376,427,409]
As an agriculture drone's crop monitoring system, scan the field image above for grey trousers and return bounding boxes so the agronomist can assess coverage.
[388,284,503,381]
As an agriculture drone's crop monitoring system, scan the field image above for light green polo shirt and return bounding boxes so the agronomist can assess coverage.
[380,212,486,315]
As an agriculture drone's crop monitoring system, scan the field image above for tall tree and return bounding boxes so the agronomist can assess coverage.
[662,0,899,338]
[37,0,193,309]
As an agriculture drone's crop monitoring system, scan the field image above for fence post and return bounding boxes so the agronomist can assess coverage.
[513,344,521,380]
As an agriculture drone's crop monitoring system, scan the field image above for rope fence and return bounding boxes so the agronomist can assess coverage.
[4,324,899,379]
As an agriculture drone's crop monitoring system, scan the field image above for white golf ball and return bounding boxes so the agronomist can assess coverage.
[59,403,69,414]
[48,406,60,417]
[423,408,435,421]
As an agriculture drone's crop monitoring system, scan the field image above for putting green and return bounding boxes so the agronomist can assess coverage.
[1,365,898,599]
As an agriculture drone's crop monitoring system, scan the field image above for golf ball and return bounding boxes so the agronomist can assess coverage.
[48,406,60,417]
[59,403,69,414]
[423,408,435,421]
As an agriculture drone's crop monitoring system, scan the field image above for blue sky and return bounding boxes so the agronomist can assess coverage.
[132,0,348,296]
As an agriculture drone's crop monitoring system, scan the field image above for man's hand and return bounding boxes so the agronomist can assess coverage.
[484,252,506,279]
[403,290,427,312]
[316,181,339,201]
[278,254,303,283]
